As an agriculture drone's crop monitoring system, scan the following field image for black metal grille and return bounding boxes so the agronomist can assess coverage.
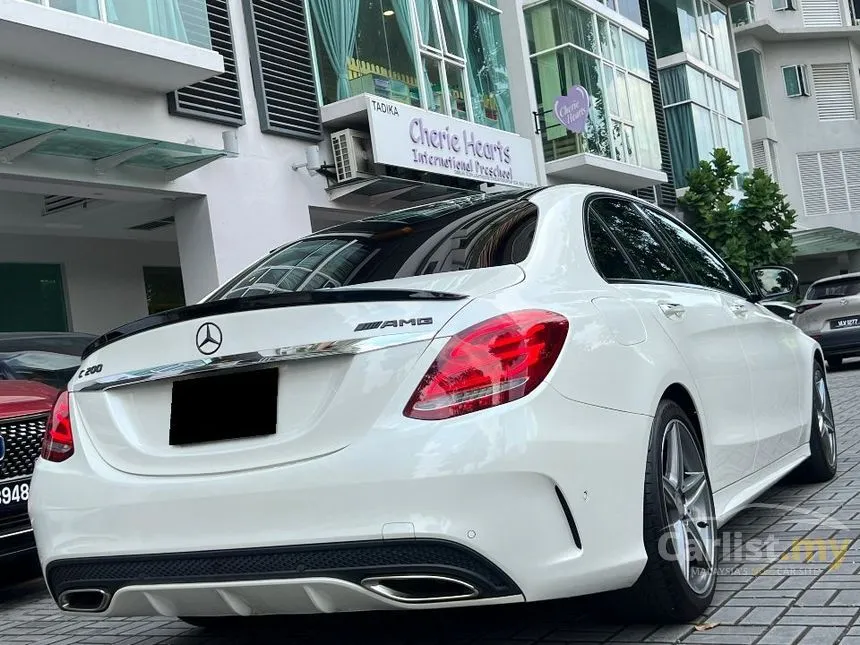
[242,0,322,141]
[168,0,245,126]
[0,415,46,481]
[46,539,520,600]
[637,0,676,209]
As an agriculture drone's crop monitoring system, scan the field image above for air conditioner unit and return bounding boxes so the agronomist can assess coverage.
[330,129,375,183]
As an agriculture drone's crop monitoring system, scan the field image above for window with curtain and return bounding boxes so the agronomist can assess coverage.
[660,63,748,187]
[307,0,512,132]
[526,0,659,170]
[738,50,768,119]
[46,0,206,45]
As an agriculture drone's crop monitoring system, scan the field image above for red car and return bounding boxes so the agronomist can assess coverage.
[0,332,94,560]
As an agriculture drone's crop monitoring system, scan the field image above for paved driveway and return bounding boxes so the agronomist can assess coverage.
[3,365,860,645]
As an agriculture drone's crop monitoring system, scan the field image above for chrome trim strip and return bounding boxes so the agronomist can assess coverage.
[72,331,435,393]
[0,527,33,540]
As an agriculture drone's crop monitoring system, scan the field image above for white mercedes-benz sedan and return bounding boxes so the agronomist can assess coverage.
[30,185,836,626]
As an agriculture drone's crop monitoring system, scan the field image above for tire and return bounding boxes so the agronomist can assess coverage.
[619,400,716,623]
[795,361,837,483]
[827,357,842,370]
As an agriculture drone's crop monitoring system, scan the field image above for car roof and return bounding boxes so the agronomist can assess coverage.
[809,272,860,286]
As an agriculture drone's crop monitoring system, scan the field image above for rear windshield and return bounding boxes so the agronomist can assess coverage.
[807,277,860,300]
[209,193,538,301]
[0,334,94,390]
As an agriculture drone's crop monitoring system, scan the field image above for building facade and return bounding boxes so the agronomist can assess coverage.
[0,0,544,334]
[732,0,860,285]
[649,0,751,190]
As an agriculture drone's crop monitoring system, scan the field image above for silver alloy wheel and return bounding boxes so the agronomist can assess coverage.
[814,369,837,467]
[661,420,716,596]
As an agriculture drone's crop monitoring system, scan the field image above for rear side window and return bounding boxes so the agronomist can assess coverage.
[807,277,860,300]
[588,198,686,283]
[209,194,538,300]
[587,213,639,280]
[641,205,747,297]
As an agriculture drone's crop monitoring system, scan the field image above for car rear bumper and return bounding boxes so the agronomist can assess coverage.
[814,327,860,357]
[0,513,35,559]
[30,386,653,616]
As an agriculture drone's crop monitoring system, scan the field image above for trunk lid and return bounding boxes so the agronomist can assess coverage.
[71,267,522,477]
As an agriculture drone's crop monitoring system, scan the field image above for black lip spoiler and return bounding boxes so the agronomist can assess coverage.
[81,289,468,360]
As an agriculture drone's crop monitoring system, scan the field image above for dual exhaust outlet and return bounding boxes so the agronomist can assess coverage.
[56,575,479,613]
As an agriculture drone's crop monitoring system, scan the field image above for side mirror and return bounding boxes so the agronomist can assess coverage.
[750,265,798,302]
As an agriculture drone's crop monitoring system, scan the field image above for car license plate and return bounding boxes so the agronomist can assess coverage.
[0,479,30,514]
[831,317,860,329]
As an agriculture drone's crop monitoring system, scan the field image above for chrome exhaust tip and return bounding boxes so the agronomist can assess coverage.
[58,588,111,613]
[360,574,479,603]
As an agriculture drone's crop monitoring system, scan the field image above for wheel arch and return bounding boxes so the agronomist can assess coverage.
[660,383,705,459]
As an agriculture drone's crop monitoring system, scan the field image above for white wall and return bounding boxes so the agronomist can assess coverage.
[0,234,180,334]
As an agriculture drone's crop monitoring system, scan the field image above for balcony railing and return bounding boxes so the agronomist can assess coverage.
[24,0,212,48]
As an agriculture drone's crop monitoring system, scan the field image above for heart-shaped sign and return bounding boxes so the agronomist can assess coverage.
[553,85,591,134]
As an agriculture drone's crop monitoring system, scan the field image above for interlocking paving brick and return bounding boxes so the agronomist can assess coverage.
[4,365,860,643]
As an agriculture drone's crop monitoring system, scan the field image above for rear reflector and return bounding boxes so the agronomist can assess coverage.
[41,391,74,462]
[404,310,569,420]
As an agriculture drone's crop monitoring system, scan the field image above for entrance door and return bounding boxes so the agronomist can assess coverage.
[0,263,68,332]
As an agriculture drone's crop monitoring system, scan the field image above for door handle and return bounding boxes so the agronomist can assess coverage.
[729,303,748,317]
[658,302,686,319]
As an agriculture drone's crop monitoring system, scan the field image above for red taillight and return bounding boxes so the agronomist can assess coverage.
[41,390,74,462]
[404,310,569,420]
[796,303,821,315]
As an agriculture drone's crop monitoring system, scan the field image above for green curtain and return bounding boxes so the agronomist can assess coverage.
[308,0,360,101]
[665,104,699,188]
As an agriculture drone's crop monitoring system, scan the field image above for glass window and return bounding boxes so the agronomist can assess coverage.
[587,213,640,280]
[783,65,808,97]
[687,67,708,105]
[144,267,186,314]
[709,4,732,75]
[461,1,514,131]
[525,1,561,52]
[623,32,649,78]
[729,2,755,26]
[677,0,701,59]
[416,0,442,49]
[616,0,643,25]
[532,47,610,160]
[691,104,714,158]
[738,50,768,119]
[0,263,68,332]
[310,0,420,107]
[726,120,748,174]
[422,56,445,113]
[650,0,684,58]
[209,195,539,300]
[808,277,860,300]
[571,3,599,54]
[642,207,745,296]
[629,76,662,170]
[445,62,468,119]
[772,0,795,10]
[587,199,686,283]
[438,0,463,56]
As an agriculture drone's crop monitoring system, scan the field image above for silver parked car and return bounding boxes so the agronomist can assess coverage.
[794,272,860,369]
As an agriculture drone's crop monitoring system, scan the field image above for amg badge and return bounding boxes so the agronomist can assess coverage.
[354,317,433,332]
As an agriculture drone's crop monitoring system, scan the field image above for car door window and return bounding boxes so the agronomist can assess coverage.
[588,198,686,283]
[640,205,748,298]
[586,212,639,280]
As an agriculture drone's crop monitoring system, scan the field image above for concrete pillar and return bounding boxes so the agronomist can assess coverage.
[173,196,221,304]
[497,0,548,186]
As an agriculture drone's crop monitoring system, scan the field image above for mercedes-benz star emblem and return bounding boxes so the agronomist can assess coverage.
[842,298,849,306]
[195,322,222,355]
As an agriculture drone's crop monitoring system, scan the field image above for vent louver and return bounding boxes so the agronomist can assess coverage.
[43,195,92,215]
[243,0,322,141]
[168,0,245,126]
[130,217,176,231]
